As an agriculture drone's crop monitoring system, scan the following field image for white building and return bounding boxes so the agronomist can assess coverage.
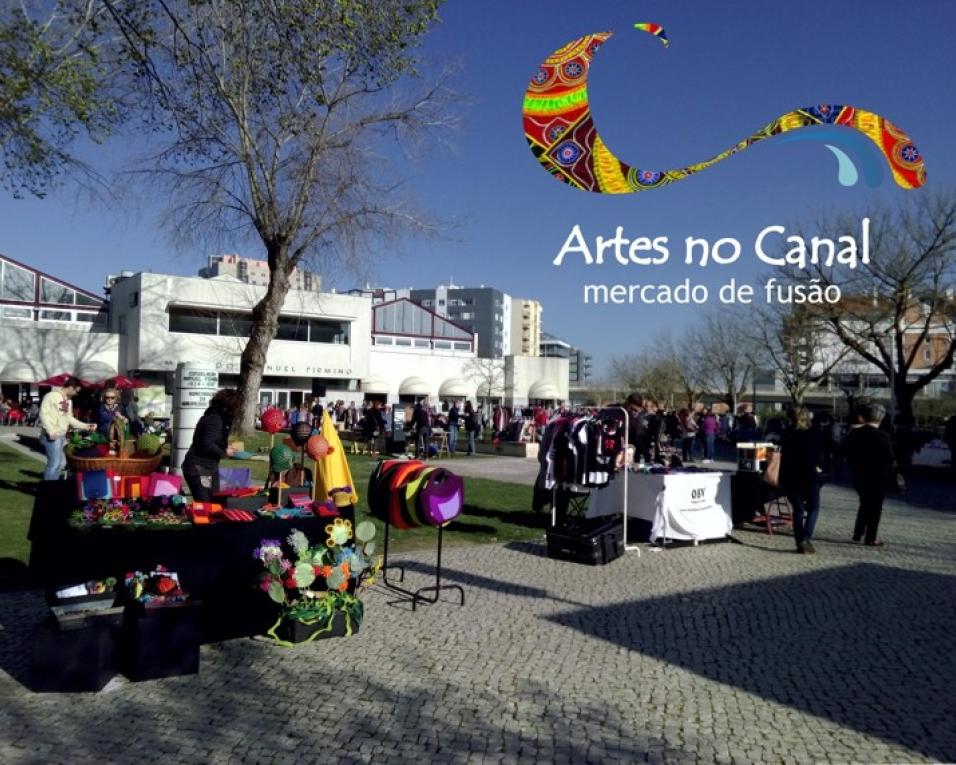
[108,271,369,410]
[0,255,119,401]
[1,255,569,410]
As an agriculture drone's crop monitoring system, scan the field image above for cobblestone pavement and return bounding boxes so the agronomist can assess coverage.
[1,478,954,764]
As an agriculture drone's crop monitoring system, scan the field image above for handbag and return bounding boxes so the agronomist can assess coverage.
[763,450,781,487]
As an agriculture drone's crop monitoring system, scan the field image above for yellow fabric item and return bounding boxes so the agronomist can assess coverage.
[314,410,359,507]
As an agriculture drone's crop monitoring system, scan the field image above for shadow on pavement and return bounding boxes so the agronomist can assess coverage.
[0,588,693,762]
[545,562,956,761]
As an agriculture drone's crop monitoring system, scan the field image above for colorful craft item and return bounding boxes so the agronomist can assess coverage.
[222,509,256,522]
[286,491,312,508]
[419,468,465,526]
[146,472,182,498]
[270,444,294,472]
[522,24,926,194]
[313,501,341,518]
[312,410,359,507]
[120,475,148,499]
[76,470,114,501]
[134,433,162,457]
[125,566,188,605]
[306,435,330,460]
[291,421,313,446]
[275,506,314,519]
[218,467,252,490]
[260,407,285,434]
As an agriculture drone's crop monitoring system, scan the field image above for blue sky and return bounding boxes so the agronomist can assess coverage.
[2,0,954,376]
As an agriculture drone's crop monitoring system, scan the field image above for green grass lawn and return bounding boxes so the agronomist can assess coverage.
[0,431,545,564]
[0,442,42,564]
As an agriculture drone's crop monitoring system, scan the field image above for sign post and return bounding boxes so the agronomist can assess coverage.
[171,362,218,473]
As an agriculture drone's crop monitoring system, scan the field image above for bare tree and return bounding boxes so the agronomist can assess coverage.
[787,191,956,426]
[609,349,681,407]
[97,0,452,432]
[686,311,753,414]
[751,303,849,406]
[464,357,505,405]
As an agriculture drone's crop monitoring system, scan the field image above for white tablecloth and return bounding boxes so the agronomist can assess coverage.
[586,471,732,542]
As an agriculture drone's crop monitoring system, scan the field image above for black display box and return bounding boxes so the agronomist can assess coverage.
[121,600,202,681]
[546,517,625,565]
[30,608,124,692]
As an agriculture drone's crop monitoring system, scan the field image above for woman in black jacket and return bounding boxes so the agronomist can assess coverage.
[779,407,823,554]
[181,388,242,501]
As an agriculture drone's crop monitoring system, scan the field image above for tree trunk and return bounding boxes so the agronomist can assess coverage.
[894,382,917,474]
[236,248,293,435]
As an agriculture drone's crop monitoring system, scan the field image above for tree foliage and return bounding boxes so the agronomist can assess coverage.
[0,1,119,197]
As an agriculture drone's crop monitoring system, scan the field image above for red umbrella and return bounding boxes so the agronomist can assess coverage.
[93,375,149,390]
[36,373,92,387]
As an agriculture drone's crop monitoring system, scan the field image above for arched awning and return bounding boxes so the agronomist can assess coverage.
[0,360,36,383]
[528,380,560,400]
[361,377,389,395]
[75,360,117,380]
[438,377,470,398]
[398,376,431,396]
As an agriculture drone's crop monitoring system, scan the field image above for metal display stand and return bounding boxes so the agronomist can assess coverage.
[381,516,465,611]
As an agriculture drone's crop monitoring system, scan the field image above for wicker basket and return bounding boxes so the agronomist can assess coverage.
[66,420,164,477]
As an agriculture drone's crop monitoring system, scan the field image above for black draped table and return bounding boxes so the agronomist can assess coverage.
[28,481,345,642]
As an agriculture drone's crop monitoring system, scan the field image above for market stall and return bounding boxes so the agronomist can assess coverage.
[586,470,732,544]
[28,480,339,641]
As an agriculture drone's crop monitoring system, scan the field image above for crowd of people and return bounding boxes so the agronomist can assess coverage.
[0,396,40,426]
[260,398,489,458]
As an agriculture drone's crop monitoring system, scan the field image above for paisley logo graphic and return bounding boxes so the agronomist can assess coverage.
[522,23,926,194]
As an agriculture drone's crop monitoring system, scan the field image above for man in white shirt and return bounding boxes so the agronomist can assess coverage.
[39,376,95,480]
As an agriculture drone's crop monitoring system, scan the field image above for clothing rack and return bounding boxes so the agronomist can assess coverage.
[548,406,639,556]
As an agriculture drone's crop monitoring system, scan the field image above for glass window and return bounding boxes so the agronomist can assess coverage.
[75,312,96,323]
[433,340,451,349]
[275,316,309,342]
[309,319,349,344]
[39,309,72,321]
[1,261,34,301]
[413,339,429,347]
[40,277,75,305]
[373,336,393,346]
[219,312,253,337]
[394,338,412,347]
[2,306,32,319]
[169,307,218,334]
[76,293,101,307]
[453,342,471,351]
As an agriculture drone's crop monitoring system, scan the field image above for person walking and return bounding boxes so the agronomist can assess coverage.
[844,403,896,547]
[678,408,698,462]
[38,376,95,480]
[181,388,241,502]
[463,401,478,455]
[447,400,460,456]
[700,408,718,463]
[362,401,386,455]
[779,407,823,554]
[412,400,431,457]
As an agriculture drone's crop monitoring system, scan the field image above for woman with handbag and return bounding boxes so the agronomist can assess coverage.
[779,407,824,554]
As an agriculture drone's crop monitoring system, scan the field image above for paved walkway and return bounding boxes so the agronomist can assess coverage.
[1,474,954,763]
